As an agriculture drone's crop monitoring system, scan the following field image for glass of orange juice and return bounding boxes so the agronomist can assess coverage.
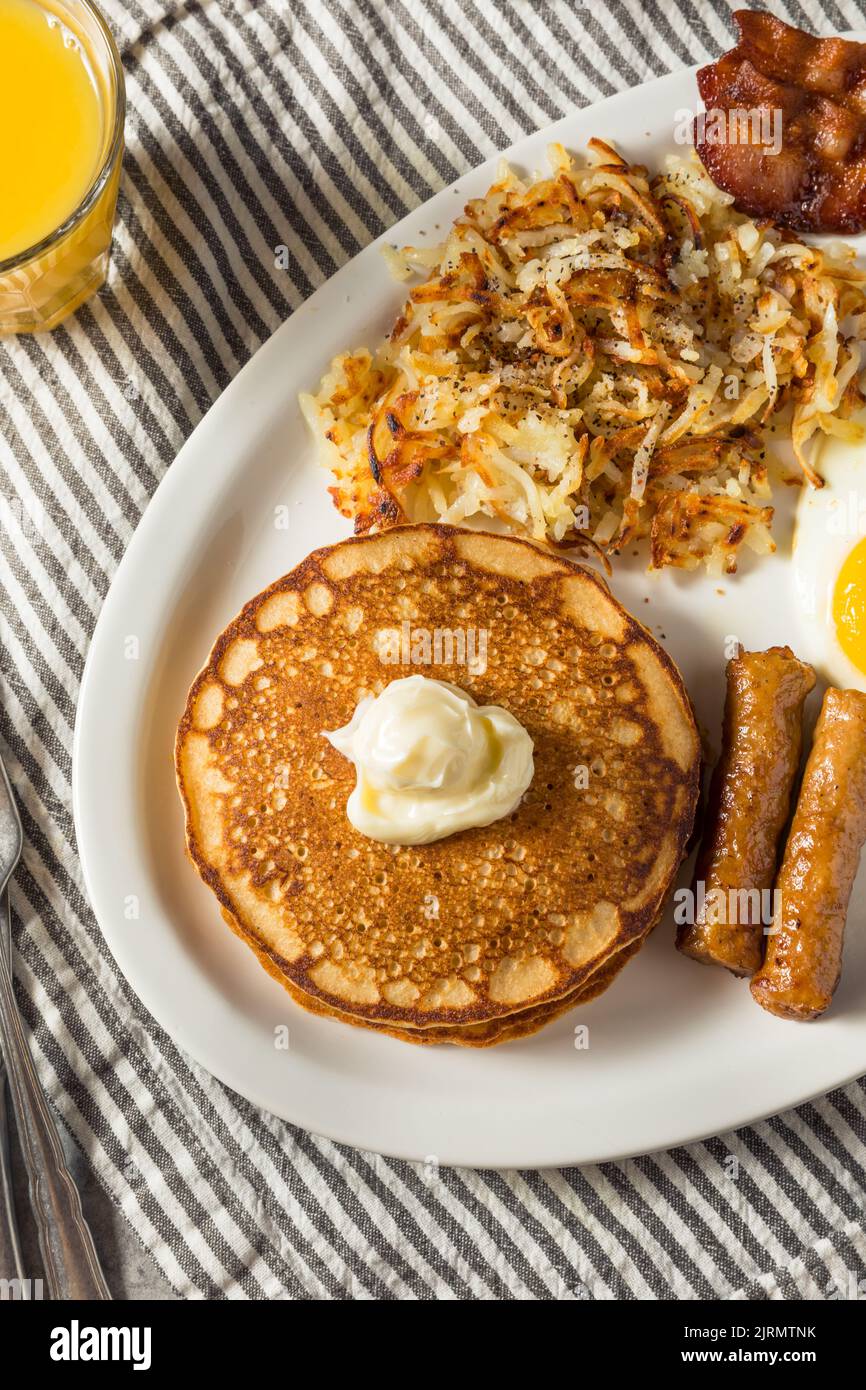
[0,0,124,334]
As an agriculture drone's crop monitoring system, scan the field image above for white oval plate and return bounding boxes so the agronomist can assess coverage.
[74,62,866,1167]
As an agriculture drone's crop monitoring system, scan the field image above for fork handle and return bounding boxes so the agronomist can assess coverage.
[0,1064,26,1286]
[0,891,110,1299]
[0,904,26,1287]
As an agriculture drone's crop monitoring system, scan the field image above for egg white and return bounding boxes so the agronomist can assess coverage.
[793,435,866,691]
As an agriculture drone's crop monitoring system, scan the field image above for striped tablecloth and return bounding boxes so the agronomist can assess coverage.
[2,0,866,1300]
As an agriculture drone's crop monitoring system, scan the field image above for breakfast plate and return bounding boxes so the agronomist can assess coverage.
[73,58,866,1167]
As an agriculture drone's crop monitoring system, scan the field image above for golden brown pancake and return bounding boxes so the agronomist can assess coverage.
[218,900,648,1046]
[176,524,700,1035]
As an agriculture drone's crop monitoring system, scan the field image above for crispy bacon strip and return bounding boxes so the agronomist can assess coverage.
[695,11,866,233]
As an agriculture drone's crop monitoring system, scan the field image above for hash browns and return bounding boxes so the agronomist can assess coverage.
[302,139,866,574]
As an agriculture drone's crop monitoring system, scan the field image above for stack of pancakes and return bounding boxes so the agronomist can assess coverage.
[176,526,700,1046]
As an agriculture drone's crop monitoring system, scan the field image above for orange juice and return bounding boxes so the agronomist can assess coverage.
[0,0,104,261]
[0,0,123,332]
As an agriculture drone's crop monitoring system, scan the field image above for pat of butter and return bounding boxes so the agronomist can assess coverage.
[323,675,534,846]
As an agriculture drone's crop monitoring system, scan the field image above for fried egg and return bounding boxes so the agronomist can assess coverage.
[794,435,866,690]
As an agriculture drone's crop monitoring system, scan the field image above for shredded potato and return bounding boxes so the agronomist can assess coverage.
[301,140,866,573]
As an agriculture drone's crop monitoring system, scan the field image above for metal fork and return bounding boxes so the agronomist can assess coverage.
[0,753,110,1300]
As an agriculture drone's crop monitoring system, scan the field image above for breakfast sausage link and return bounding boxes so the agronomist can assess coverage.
[677,646,815,976]
[751,687,866,1021]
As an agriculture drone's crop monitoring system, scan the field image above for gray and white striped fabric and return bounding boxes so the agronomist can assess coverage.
[2,0,866,1300]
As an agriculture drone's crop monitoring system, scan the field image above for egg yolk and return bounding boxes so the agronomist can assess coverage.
[833,536,866,675]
